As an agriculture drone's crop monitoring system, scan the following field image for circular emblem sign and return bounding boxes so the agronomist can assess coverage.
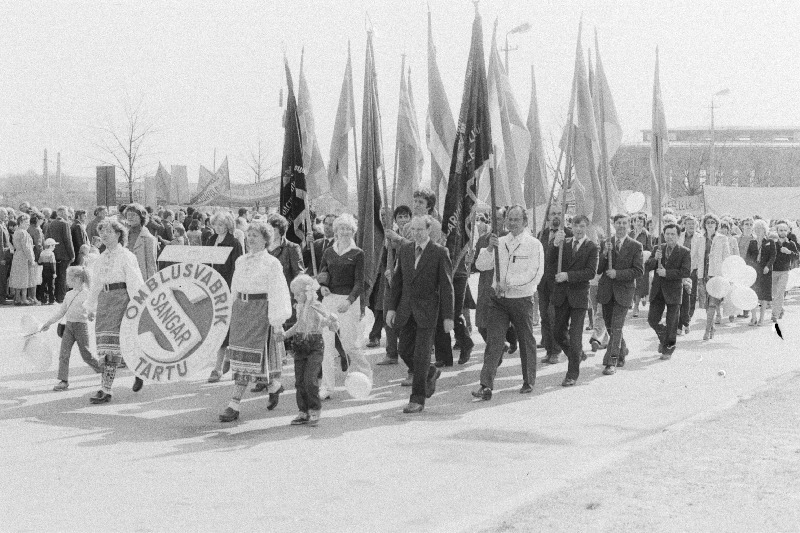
[120,263,231,382]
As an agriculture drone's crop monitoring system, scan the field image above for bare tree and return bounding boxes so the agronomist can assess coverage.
[94,97,158,203]
[246,139,267,183]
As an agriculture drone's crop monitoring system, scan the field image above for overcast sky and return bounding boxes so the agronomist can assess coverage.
[2,0,799,184]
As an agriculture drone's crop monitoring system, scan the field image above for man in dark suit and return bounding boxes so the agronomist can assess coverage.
[304,213,335,275]
[0,208,12,305]
[86,206,106,244]
[550,214,599,386]
[597,213,644,375]
[537,205,573,364]
[71,210,88,266]
[386,215,454,414]
[45,206,75,303]
[646,223,691,360]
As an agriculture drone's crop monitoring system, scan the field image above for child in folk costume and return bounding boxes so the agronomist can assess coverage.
[41,266,103,391]
[281,274,339,427]
[83,219,145,403]
[219,220,292,423]
[38,238,58,305]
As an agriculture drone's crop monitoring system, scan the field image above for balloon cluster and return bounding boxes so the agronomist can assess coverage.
[706,256,758,309]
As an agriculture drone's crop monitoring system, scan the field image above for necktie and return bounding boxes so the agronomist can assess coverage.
[572,240,578,254]
[757,240,762,262]
[617,238,622,252]
[666,246,673,259]
[415,245,423,267]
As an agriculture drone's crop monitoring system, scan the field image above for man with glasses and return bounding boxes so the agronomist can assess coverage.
[537,205,572,364]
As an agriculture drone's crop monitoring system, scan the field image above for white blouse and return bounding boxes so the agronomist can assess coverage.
[230,250,292,328]
[84,246,145,313]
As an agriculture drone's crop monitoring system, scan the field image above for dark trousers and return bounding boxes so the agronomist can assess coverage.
[54,259,70,303]
[369,309,384,340]
[601,298,629,366]
[480,295,537,389]
[293,335,324,413]
[478,325,516,346]
[648,292,680,354]
[385,324,399,359]
[398,316,436,405]
[538,281,562,356]
[553,304,588,380]
[434,274,472,365]
[38,263,55,304]
[679,283,692,329]
[0,252,10,303]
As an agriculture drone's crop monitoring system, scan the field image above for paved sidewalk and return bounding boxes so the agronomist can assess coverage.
[0,294,798,532]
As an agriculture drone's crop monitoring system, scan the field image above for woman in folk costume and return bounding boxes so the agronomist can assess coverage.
[218,220,291,423]
[693,214,731,340]
[746,219,776,326]
[84,219,145,404]
[317,213,369,400]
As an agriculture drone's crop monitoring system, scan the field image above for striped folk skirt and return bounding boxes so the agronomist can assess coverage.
[96,288,130,365]
[227,297,282,384]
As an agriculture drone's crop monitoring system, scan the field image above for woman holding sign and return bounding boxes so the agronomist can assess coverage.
[84,219,145,404]
[218,220,291,422]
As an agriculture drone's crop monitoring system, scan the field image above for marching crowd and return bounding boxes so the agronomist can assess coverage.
[1,190,798,422]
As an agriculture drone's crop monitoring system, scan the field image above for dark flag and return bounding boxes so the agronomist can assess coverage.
[280,57,307,245]
[442,10,492,268]
[356,32,385,301]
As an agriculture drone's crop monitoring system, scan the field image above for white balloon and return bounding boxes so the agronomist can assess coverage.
[706,276,732,299]
[730,285,758,310]
[345,371,372,399]
[721,255,746,279]
[730,265,757,287]
[625,192,646,213]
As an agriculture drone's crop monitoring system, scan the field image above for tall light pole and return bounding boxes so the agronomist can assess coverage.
[502,22,531,72]
[709,88,729,186]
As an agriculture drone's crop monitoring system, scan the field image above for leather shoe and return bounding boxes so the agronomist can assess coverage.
[376,356,399,365]
[132,377,144,392]
[433,361,452,368]
[508,341,518,354]
[366,338,381,348]
[267,385,285,411]
[544,353,560,365]
[426,368,441,398]
[222,359,230,374]
[219,407,239,422]
[519,383,533,394]
[471,386,492,401]
[659,353,672,360]
[251,382,268,393]
[400,373,413,386]
[562,378,577,387]
[602,365,616,375]
[403,402,424,414]
[208,370,221,383]
[457,346,472,365]
[89,390,112,404]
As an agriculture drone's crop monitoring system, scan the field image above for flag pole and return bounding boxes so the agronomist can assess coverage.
[489,147,502,295]
[558,103,575,275]
[391,54,406,212]
[349,41,360,213]
[529,64,538,239]
[541,141,565,238]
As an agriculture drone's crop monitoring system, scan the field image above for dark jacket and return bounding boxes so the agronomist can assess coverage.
[747,238,777,274]
[304,236,334,275]
[45,218,75,263]
[388,240,454,329]
[269,237,304,287]
[772,239,799,272]
[71,222,88,266]
[205,232,243,288]
[597,235,644,307]
[549,237,599,310]
[645,243,691,305]
[538,226,573,283]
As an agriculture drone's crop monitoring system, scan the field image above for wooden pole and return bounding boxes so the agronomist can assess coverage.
[541,130,566,239]
[558,117,574,274]
[489,148,502,295]
[391,54,405,212]
[595,34,613,250]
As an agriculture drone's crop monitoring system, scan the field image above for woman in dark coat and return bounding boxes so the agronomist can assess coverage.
[746,219,776,326]
[206,212,244,383]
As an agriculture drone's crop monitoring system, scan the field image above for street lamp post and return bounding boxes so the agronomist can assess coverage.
[502,22,531,72]
[709,88,730,186]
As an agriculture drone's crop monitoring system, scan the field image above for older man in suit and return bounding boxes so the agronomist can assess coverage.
[386,215,454,414]
[597,213,644,375]
[646,223,691,360]
[537,205,573,364]
[45,206,75,303]
[550,214,599,386]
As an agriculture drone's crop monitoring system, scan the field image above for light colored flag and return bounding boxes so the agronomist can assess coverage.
[524,64,549,229]
[560,21,605,225]
[144,173,157,208]
[171,165,189,204]
[486,20,529,208]
[154,163,171,205]
[191,158,230,206]
[356,31,385,300]
[593,31,627,218]
[426,9,456,208]
[650,47,669,214]
[394,65,425,210]
[298,49,328,200]
[327,43,356,208]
